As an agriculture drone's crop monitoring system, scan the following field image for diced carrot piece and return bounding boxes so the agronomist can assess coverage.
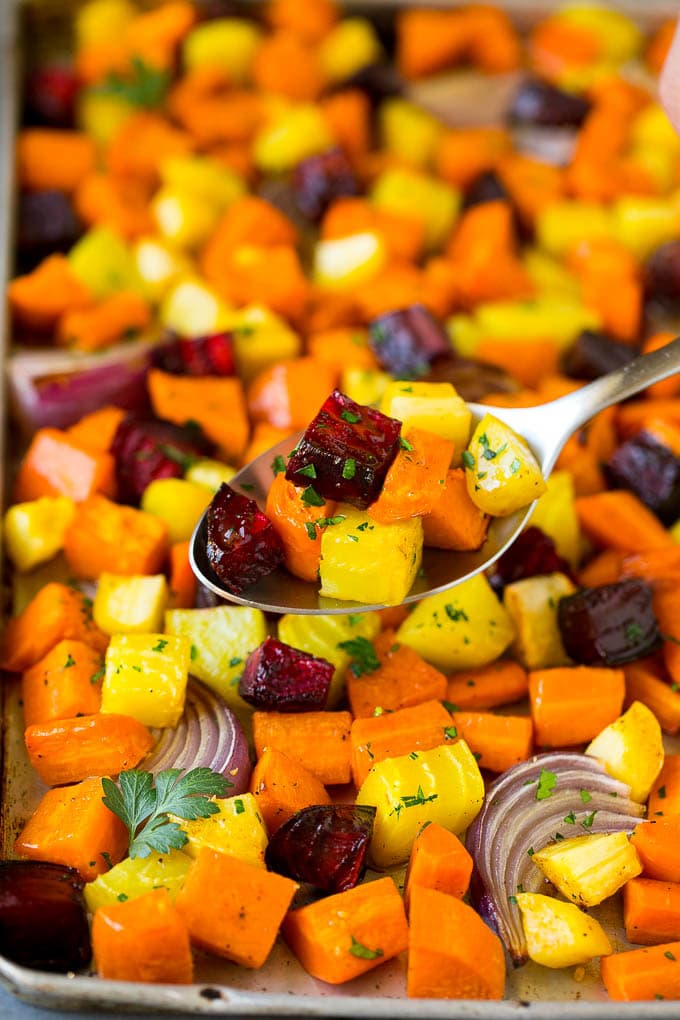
[247,357,338,431]
[17,129,96,193]
[422,468,489,551]
[578,550,625,588]
[647,19,676,76]
[648,757,680,820]
[148,369,249,463]
[282,876,408,984]
[74,172,154,239]
[22,639,104,727]
[66,406,127,455]
[368,428,455,524]
[1,582,108,673]
[252,31,325,101]
[64,494,169,580]
[601,940,680,1001]
[652,586,680,691]
[451,712,532,773]
[435,127,510,190]
[446,660,528,711]
[350,700,454,787]
[476,338,560,389]
[8,254,92,331]
[404,822,473,913]
[321,198,425,263]
[241,422,293,465]
[624,659,680,736]
[92,888,193,983]
[13,428,116,504]
[320,90,370,160]
[252,711,352,786]
[175,849,297,968]
[202,196,298,282]
[528,666,625,748]
[14,777,128,881]
[617,400,680,440]
[497,152,565,223]
[267,0,337,43]
[397,8,472,79]
[265,473,336,583]
[307,328,378,374]
[25,713,153,787]
[632,818,680,884]
[250,747,331,834]
[624,878,680,946]
[576,491,675,554]
[407,886,505,999]
[57,291,151,352]
[347,631,447,720]
[217,245,310,324]
[168,541,197,610]
[106,113,193,186]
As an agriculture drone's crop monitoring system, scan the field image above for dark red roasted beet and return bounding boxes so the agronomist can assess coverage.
[206,483,284,593]
[645,241,680,307]
[562,330,637,381]
[285,390,401,508]
[337,61,404,106]
[293,148,359,221]
[265,805,376,893]
[423,353,520,402]
[462,170,511,210]
[487,526,574,596]
[238,636,333,711]
[557,578,661,666]
[23,65,79,127]
[369,305,451,380]
[507,78,590,128]
[111,415,213,504]
[0,861,91,971]
[152,331,235,377]
[17,190,82,271]
[605,431,680,525]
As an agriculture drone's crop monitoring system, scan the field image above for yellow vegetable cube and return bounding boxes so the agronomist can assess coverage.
[380,381,470,460]
[230,305,302,383]
[503,573,575,670]
[3,496,75,572]
[185,458,236,493]
[133,236,191,304]
[396,577,515,671]
[278,612,380,708]
[76,0,134,47]
[631,104,680,154]
[529,470,581,566]
[140,478,213,544]
[371,168,460,251]
[152,186,221,251]
[171,793,267,869]
[380,98,443,169]
[253,104,334,173]
[68,227,144,300]
[85,850,191,913]
[472,296,600,350]
[318,17,382,82]
[160,278,232,337]
[464,413,547,516]
[559,5,642,63]
[319,506,423,606]
[532,832,642,908]
[585,701,664,803]
[612,196,680,261]
[164,606,266,712]
[94,573,169,635]
[101,633,190,728]
[313,232,387,291]
[523,249,581,299]
[356,742,484,870]
[77,90,135,148]
[341,368,390,408]
[182,17,263,81]
[446,313,481,359]
[536,201,613,258]
[516,892,612,968]
[159,155,245,211]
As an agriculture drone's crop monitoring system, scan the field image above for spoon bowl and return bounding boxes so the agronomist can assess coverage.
[190,337,680,615]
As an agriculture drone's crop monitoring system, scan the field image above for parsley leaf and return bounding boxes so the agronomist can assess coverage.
[340,410,361,424]
[338,636,379,677]
[398,437,413,452]
[158,445,198,472]
[63,654,76,669]
[296,464,317,479]
[580,789,592,804]
[271,455,286,476]
[349,935,383,960]
[301,485,325,507]
[444,605,468,622]
[625,622,643,644]
[461,450,475,469]
[342,458,356,479]
[102,768,232,859]
[95,56,170,109]
[536,768,557,801]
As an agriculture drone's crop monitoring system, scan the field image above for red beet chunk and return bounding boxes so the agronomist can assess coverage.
[557,578,661,667]
[507,78,590,128]
[645,241,680,308]
[206,483,284,594]
[487,526,575,596]
[369,305,451,380]
[293,148,359,221]
[463,170,511,210]
[238,637,333,712]
[424,352,519,402]
[17,190,82,271]
[152,332,235,377]
[264,805,376,893]
[562,330,637,381]
[24,65,79,128]
[285,389,401,508]
[605,431,680,526]
[111,414,213,504]
[0,861,91,972]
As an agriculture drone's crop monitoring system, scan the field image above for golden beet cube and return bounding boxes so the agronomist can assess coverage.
[464,413,547,516]
[516,892,612,968]
[381,381,470,463]
[93,573,168,635]
[170,793,267,869]
[319,506,423,606]
[4,496,76,573]
[503,572,575,670]
[532,832,642,908]
[85,850,191,913]
[585,700,664,803]
[101,633,190,728]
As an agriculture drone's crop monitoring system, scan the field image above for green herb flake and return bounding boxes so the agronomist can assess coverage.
[117,893,128,902]
[666,951,677,961]
[536,768,557,801]
[151,639,168,653]
[508,895,518,906]
[461,450,475,469]
[510,458,521,474]
[340,410,361,424]
[159,445,198,472]
[338,637,380,678]
[399,436,414,452]
[271,455,287,476]
[234,799,245,815]
[444,726,458,740]
[349,935,383,960]
[305,522,317,541]
[229,657,243,669]
[442,700,458,713]
[409,751,419,760]
[348,614,362,627]
[356,522,370,532]
[90,665,105,685]
[563,811,576,825]
[342,458,357,480]
[296,464,317,479]
[301,485,325,508]
[580,789,592,804]
[581,810,598,830]
[190,644,198,662]
[445,604,468,623]
[658,785,667,800]
[625,622,643,644]
[95,55,170,109]
[63,654,76,669]
[527,847,535,857]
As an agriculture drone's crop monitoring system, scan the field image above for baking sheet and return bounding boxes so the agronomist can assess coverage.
[2,0,680,1013]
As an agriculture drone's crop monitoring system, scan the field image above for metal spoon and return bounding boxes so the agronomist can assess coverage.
[190,337,680,615]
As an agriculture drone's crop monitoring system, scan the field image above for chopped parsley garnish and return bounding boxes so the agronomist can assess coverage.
[340,410,361,424]
[296,464,317,479]
[234,799,245,815]
[445,605,468,622]
[63,654,76,669]
[356,521,371,532]
[665,951,677,961]
[151,639,168,653]
[625,622,643,644]
[229,657,243,668]
[101,767,232,859]
[95,56,170,109]
[348,614,362,627]
[399,437,414,452]
[563,811,576,825]
[301,485,325,507]
[190,644,198,661]
[90,665,105,685]
[390,785,438,818]
[581,810,598,829]
[658,785,667,800]
[461,450,475,469]
[580,789,592,804]
[159,445,198,472]
[305,522,317,541]
[342,458,357,480]
[442,700,458,713]
[444,726,458,740]
[349,935,383,960]
[510,458,521,474]
[338,637,379,677]
[508,895,518,905]
[527,847,535,857]
[536,768,557,801]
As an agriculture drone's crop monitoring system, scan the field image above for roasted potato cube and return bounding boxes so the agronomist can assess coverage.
[380,381,471,462]
[585,700,664,803]
[532,832,642,908]
[503,572,575,670]
[464,413,547,516]
[516,892,612,968]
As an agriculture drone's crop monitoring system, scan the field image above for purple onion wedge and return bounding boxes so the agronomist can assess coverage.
[143,678,252,794]
[265,804,376,893]
[466,752,644,964]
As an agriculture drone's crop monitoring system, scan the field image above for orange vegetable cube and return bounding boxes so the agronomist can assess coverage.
[368,427,455,524]
[347,630,447,719]
[64,494,169,580]
[22,639,104,727]
[13,428,116,504]
[147,369,249,463]
[250,747,331,834]
[92,889,193,983]
[404,822,473,912]
[8,254,92,331]
[25,713,153,787]
[350,699,455,787]
[17,129,96,193]
[252,711,352,786]
[529,666,625,748]
[421,469,489,551]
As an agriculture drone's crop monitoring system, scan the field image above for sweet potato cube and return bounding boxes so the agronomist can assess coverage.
[175,848,297,968]
[64,494,169,580]
[404,821,473,912]
[422,468,489,550]
[250,747,331,834]
[25,713,153,786]
[22,639,104,726]
[529,666,625,748]
[347,630,447,719]
[92,888,193,983]
[13,428,116,504]
[252,710,352,786]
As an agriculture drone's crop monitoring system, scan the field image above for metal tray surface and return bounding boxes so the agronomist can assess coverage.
[2,0,680,1014]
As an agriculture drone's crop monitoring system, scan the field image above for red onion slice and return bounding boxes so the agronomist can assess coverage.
[466,751,645,964]
[143,678,252,795]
